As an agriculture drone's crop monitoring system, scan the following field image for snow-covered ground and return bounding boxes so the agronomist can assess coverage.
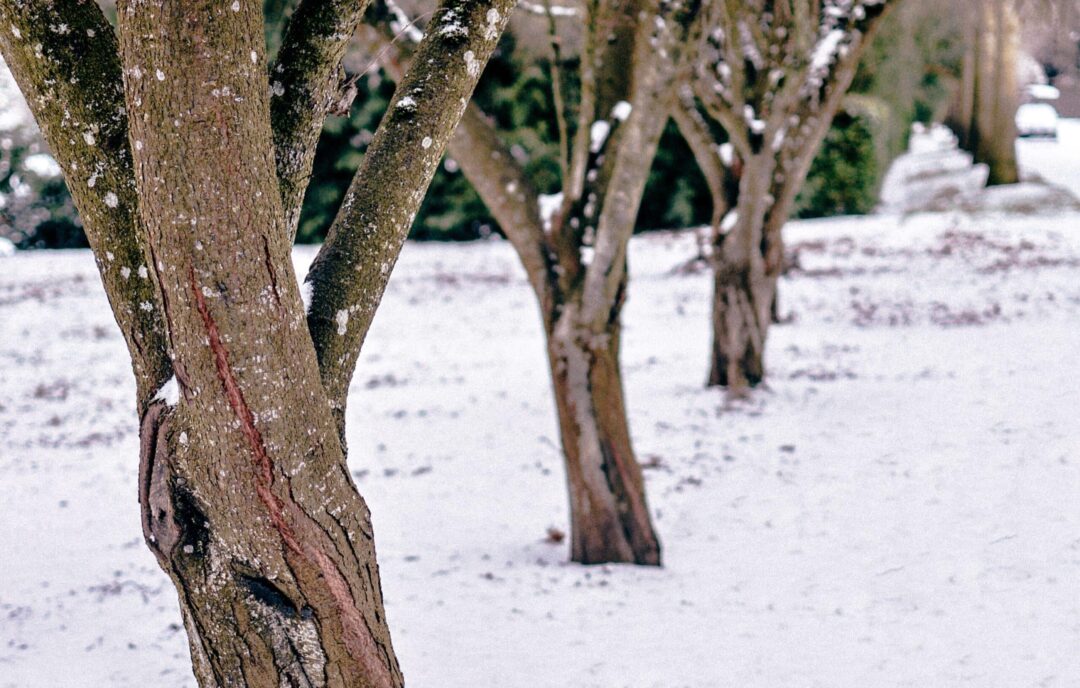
[3,137,1080,687]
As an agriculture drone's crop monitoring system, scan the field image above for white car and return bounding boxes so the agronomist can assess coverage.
[1015,102,1059,139]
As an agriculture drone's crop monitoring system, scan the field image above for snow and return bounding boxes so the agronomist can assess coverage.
[22,153,61,178]
[0,236,14,256]
[2,131,1080,687]
[589,120,610,153]
[518,1,580,17]
[1018,117,1080,195]
[386,0,425,44]
[538,191,563,231]
[881,122,1080,216]
[152,375,179,406]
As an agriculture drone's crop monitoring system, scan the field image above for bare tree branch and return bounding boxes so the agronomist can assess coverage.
[579,0,703,327]
[0,0,171,411]
[451,105,557,313]
[364,10,558,321]
[305,0,518,419]
[671,91,730,229]
[270,0,374,239]
[543,0,572,185]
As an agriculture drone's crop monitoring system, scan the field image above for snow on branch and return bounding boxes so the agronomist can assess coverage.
[692,0,894,154]
[518,0,581,17]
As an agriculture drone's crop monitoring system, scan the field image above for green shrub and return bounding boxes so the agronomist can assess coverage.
[795,98,889,218]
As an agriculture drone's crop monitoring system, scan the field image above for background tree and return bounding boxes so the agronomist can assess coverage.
[0,0,512,685]
[678,0,899,391]
[946,0,1021,185]
[372,0,704,565]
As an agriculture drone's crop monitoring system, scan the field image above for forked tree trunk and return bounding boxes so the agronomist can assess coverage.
[0,0,513,683]
[421,0,699,566]
[706,159,776,391]
[117,4,403,686]
[692,1,896,394]
[546,298,661,565]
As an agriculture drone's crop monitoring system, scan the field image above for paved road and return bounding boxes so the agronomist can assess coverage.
[1016,117,1080,198]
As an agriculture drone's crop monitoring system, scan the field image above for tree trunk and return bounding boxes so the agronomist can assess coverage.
[707,261,773,389]
[546,298,661,566]
[952,0,1019,184]
[117,2,401,685]
[139,401,400,688]
[977,0,1019,185]
[4,0,512,682]
[706,158,775,391]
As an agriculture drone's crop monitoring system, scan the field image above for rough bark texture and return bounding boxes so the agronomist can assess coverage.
[548,306,659,564]
[692,0,896,392]
[306,0,516,432]
[3,0,514,684]
[270,0,373,237]
[117,2,400,685]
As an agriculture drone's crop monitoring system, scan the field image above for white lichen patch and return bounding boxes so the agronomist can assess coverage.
[335,309,349,335]
[421,136,432,149]
[484,9,501,41]
[464,50,480,78]
[120,266,131,280]
[104,192,118,208]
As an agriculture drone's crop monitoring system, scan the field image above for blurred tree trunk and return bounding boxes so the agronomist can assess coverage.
[687,1,896,393]
[949,0,1020,184]
[367,0,704,564]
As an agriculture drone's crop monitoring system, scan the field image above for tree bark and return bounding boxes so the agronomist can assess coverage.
[117,2,402,685]
[977,0,1019,185]
[706,156,774,390]
[0,0,172,408]
[949,0,1019,185]
[694,0,895,391]
[547,298,661,565]
[5,0,514,683]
